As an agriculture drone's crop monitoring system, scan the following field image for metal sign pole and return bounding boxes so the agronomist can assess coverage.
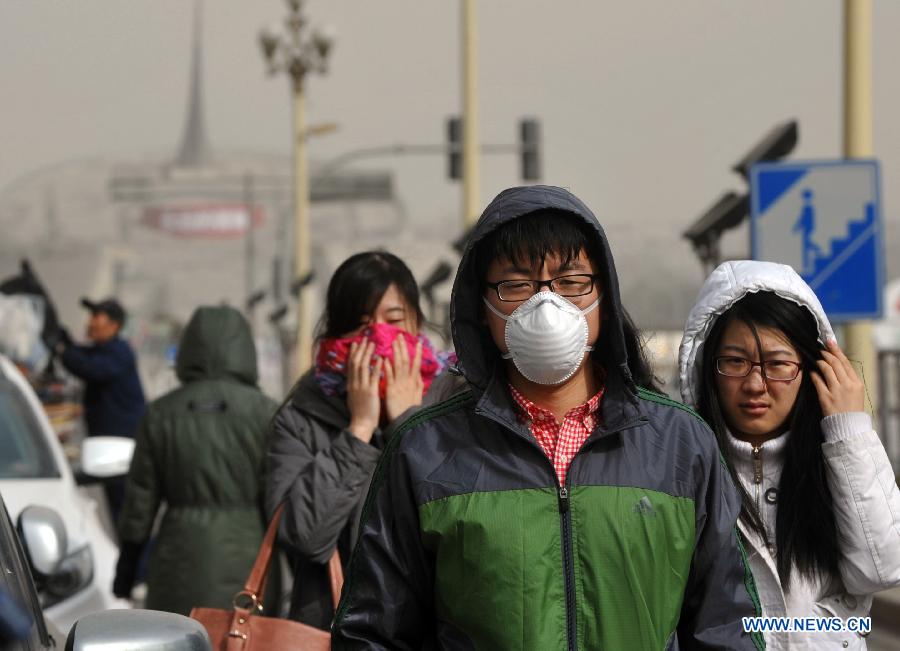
[843,0,878,415]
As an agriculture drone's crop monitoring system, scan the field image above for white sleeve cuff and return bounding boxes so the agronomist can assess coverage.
[821,412,873,442]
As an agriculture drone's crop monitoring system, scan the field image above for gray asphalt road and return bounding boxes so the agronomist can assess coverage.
[869,588,900,650]
[867,628,900,651]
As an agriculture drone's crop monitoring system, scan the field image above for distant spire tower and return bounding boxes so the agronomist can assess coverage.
[175,0,212,167]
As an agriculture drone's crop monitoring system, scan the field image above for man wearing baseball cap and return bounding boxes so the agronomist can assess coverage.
[57,297,146,521]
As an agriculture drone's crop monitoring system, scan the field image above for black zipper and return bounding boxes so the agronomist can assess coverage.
[558,483,577,651]
[553,423,644,651]
[752,445,762,515]
[475,405,648,651]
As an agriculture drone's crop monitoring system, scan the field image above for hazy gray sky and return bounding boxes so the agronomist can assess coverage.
[2,1,898,296]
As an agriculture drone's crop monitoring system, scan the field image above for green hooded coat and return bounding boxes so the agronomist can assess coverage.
[118,306,277,616]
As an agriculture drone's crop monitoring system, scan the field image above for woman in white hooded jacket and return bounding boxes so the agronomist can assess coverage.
[679,260,900,650]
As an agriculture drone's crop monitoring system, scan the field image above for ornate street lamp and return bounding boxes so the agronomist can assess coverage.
[259,0,335,374]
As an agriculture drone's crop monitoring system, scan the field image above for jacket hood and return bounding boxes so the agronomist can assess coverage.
[176,306,258,385]
[450,185,632,392]
[678,260,834,407]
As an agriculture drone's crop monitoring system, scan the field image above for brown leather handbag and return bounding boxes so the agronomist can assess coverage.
[190,505,343,650]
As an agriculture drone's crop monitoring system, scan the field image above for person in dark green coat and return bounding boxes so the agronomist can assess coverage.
[112,306,278,616]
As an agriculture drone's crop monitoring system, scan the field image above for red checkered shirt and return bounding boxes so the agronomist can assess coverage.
[509,383,605,486]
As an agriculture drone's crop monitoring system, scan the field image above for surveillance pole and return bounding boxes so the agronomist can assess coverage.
[461,0,481,226]
[843,0,877,415]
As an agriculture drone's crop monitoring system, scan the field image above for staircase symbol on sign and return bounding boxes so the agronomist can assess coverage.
[804,198,876,292]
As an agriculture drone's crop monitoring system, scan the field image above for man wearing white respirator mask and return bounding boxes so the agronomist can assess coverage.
[334,186,763,651]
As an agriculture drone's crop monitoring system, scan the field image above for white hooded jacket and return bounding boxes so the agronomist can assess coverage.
[678,260,900,650]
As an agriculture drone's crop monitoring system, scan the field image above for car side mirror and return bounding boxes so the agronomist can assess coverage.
[80,436,135,478]
[16,505,67,579]
[17,505,94,607]
[66,610,212,651]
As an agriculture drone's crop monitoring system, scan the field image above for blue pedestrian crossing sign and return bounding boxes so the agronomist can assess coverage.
[750,159,884,321]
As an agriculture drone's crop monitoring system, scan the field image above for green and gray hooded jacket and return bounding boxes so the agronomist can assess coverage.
[332,186,764,650]
[118,306,277,616]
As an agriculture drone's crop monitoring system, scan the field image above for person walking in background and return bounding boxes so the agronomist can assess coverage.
[678,260,900,650]
[55,297,145,521]
[265,251,454,629]
[112,306,278,616]
[57,298,146,440]
[333,186,763,650]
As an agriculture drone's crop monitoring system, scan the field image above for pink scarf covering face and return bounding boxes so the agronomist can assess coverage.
[314,323,454,399]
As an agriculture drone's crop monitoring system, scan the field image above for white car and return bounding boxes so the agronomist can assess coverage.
[2,490,211,650]
[0,353,131,634]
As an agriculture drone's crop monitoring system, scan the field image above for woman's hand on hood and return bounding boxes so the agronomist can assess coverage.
[811,339,866,417]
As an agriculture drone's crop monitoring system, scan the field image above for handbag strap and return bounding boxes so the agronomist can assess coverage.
[241,504,284,599]
[241,504,345,614]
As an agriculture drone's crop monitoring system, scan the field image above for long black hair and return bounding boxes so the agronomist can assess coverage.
[317,251,424,339]
[696,291,840,588]
[472,209,661,392]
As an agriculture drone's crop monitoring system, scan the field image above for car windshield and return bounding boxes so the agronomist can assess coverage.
[0,377,59,479]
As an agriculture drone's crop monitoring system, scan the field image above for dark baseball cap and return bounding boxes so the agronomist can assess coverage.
[80,297,127,325]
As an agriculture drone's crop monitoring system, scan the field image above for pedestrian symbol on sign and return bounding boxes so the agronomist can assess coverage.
[793,190,822,276]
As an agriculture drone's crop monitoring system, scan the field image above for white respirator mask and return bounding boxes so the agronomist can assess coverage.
[483,291,601,385]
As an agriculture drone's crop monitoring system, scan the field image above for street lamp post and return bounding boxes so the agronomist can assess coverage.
[259,0,334,376]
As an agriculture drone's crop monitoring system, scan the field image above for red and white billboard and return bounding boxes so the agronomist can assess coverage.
[142,204,264,239]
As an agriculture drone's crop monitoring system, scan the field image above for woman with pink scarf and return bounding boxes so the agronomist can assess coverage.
[264,251,454,628]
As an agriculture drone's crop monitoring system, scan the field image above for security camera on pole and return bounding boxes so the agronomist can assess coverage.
[259,0,334,376]
[682,120,798,274]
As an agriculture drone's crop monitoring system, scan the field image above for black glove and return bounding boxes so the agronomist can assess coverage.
[112,541,143,599]
[42,325,71,353]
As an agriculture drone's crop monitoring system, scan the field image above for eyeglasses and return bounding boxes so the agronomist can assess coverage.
[485,274,601,302]
[715,356,802,382]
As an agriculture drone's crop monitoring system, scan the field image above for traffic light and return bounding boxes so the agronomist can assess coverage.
[447,116,542,181]
[520,118,541,181]
[447,117,462,181]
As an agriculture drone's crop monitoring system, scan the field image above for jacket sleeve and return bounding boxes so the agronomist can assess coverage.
[331,439,434,649]
[264,404,381,564]
[678,419,765,651]
[117,415,161,543]
[822,412,900,594]
[61,342,126,382]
